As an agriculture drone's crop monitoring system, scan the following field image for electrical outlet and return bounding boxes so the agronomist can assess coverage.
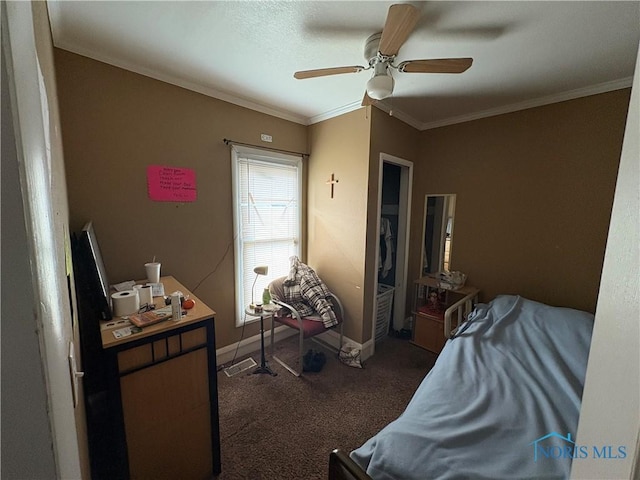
[260,134,273,143]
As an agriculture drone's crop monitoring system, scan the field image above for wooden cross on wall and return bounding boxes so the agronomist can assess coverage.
[326,173,339,199]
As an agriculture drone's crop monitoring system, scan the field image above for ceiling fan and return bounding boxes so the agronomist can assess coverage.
[293,4,473,106]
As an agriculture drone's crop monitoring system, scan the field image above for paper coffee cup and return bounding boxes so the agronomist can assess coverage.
[145,262,161,284]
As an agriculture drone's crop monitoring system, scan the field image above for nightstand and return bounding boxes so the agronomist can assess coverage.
[410,276,479,354]
[245,305,277,376]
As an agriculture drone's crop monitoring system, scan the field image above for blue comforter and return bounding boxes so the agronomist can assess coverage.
[351,295,594,480]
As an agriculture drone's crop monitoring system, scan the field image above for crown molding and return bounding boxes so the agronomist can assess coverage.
[53,42,309,126]
[370,100,423,130]
[307,100,363,125]
[52,37,634,134]
[306,99,423,129]
[418,77,634,130]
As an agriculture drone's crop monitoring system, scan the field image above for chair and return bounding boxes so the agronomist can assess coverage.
[268,276,344,376]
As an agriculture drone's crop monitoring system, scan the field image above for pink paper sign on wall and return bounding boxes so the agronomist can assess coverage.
[147,165,197,202]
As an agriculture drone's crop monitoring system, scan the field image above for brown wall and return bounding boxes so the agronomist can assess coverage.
[365,108,419,341]
[307,109,371,342]
[410,89,630,313]
[55,47,629,349]
[54,49,308,348]
[306,107,421,344]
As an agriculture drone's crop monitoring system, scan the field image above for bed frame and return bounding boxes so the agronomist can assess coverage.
[443,287,478,339]
[329,450,371,480]
[412,276,479,340]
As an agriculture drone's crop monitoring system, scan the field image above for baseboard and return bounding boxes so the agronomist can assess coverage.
[360,339,375,362]
[215,325,297,366]
[216,325,376,366]
[313,329,375,363]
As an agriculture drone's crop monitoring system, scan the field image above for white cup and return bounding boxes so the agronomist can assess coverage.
[145,262,161,284]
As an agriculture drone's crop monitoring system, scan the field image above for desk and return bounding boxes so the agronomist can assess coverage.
[97,276,220,479]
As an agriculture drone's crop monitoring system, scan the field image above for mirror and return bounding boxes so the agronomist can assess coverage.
[421,194,456,275]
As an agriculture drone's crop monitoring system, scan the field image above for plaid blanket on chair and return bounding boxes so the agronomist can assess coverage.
[283,256,338,328]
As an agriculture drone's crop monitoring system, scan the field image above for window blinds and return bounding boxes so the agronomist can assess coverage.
[232,149,301,324]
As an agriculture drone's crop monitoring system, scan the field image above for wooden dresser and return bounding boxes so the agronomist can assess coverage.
[94,276,220,479]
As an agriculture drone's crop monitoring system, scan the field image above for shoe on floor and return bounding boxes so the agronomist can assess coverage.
[303,349,326,372]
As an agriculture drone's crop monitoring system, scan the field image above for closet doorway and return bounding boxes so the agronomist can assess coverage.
[373,153,413,352]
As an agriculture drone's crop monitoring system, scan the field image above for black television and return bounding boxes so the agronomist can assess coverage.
[76,221,112,320]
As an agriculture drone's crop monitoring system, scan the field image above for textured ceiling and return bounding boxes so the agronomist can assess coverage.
[48,1,640,129]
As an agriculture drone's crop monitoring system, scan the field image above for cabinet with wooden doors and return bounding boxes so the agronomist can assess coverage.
[93,276,220,479]
[411,276,479,354]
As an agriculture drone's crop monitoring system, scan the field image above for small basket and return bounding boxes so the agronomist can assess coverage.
[375,284,395,342]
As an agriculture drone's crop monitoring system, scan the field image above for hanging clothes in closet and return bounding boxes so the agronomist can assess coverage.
[380,217,394,279]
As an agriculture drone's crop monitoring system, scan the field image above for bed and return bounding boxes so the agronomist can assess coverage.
[330,294,594,480]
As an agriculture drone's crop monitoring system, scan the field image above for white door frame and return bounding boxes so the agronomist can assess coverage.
[4,3,82,478]
[372,153,413,353]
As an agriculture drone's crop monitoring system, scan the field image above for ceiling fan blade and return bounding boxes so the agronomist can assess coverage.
[294,66,366,79]
[397,58,473,74]
[378,4,420,56]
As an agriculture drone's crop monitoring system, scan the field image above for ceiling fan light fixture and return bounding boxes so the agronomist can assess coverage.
[366,74,394,100]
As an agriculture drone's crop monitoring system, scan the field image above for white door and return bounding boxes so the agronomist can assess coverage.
[372,153,413,352]
[3,2,82,478]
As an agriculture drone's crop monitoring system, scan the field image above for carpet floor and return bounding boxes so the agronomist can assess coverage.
[214,334,438,479]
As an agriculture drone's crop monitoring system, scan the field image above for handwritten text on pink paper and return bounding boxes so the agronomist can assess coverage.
[147,165,197,202]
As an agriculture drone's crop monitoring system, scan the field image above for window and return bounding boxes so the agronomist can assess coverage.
[231,146,302,325]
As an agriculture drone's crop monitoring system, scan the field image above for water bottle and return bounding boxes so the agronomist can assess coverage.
[262,287,271,305]
[171,293,182,321]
